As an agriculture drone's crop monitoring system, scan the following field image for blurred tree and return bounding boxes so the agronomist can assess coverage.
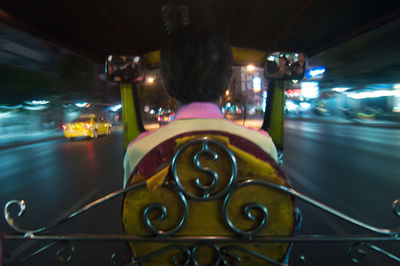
[0,63,59,103]
[55,54,96,100]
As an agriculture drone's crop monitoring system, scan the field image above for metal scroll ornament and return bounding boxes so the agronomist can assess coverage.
[129,245,191,265]
[223,195,269,237]
[171,138,238,201]
[348,242,400,263]
[2,137,400,265]
[142,187,188,236]
[4,182,148,234]
[3,240,75,265]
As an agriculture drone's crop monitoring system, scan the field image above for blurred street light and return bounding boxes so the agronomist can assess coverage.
[110,104,122,112]
[332,87,349,92]
[75,102,90,108]
[252,77,261,92]
[146,76,155,84]
[246,64,255,72]
[347,89,400,99]
[24,100,49,105]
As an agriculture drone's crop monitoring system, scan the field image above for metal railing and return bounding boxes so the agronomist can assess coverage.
[1,138,399,265]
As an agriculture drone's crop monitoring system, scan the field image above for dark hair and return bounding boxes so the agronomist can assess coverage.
[160,28,233,103]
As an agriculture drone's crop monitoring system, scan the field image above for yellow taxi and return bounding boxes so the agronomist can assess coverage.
[62,114,112,139]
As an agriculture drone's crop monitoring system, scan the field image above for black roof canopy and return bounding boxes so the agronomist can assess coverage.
[1,0,399,89]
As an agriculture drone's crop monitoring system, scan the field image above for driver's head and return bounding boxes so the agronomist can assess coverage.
[161,28,233,104]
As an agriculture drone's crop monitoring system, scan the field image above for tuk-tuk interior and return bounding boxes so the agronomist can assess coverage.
[0,1,399,265]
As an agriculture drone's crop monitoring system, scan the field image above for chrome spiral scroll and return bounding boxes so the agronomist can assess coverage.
[6,241,75,265]
[4,182,147,234]
[143,189,188,236]
[393,199,400,217]
[4,199,44,234]
[172,247,191,265]
[111,252,132,266]
[171,138,238,201]
[191,244,222,266]
[223,183,269,237]
[56,241,75,262]
[348,242,400,263]
[193,142,219,199]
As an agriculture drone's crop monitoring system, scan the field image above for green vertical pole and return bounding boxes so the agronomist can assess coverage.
[120,83,141,151]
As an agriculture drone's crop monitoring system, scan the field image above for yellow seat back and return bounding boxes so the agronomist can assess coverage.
[122,134,296,265]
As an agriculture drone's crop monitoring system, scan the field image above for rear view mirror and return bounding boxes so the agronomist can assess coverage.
[264,52,306,81]
[105,55,146,83]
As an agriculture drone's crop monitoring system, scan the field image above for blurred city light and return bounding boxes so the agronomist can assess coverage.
[267,56,275,61]
[347,90,400,99]
[285,89,301,98]
[225,90,230,96]
[75,102,90,108]
[306,66,326,79]
[301,81,319,99]
[285,101,299,111]
[252,77,261,92]
[146,76,155,84]
[246,64,255,72]
[262,91,267,111]
[300,102,312,110]
[24,100,49,105]
[110,104,122,112]
[133,56,140,63]
[332,87,350,92]
[394,84,400,89]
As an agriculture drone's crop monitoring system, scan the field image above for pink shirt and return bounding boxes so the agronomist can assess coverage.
[130,102,270,146]
[174,102,224,119]
[124,102,277,186]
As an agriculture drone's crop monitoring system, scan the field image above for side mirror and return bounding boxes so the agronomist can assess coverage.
[105,55,146,83]
[264,52,306,81]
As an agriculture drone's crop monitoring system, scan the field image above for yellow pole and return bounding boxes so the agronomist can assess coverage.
[120,83,141,151]
[264,80,285,151]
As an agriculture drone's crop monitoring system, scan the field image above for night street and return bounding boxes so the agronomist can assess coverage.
[0,129,128,265]
[284,120,400,266]
[1,121,399,265]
